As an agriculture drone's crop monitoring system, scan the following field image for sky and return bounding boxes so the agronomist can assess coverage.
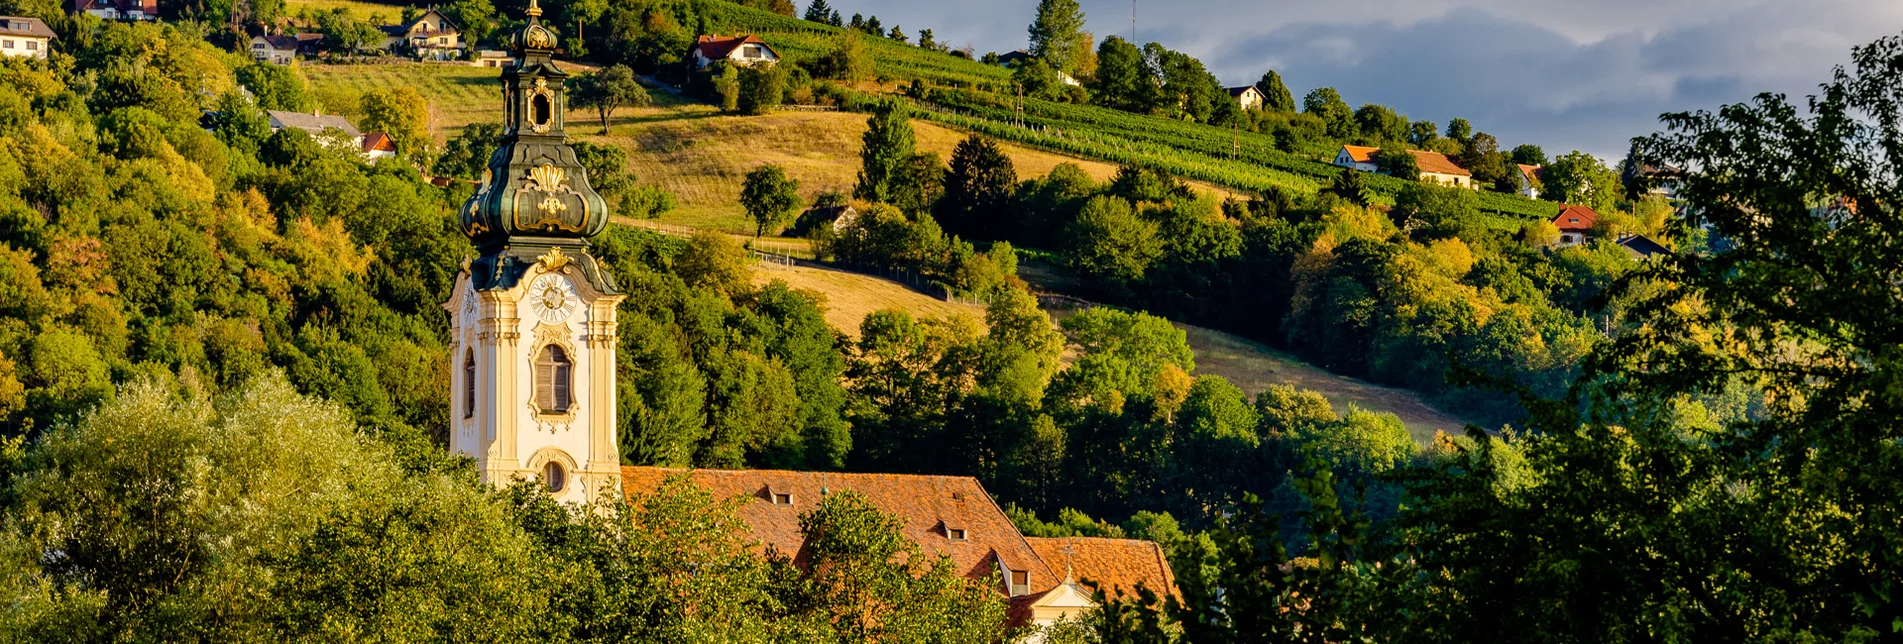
[822,0,1903,159]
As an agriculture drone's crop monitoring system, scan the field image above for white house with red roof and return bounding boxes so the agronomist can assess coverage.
[688,34,780,70]
[1553,204,1599,247]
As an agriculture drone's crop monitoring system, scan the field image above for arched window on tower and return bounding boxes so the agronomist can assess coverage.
[463,349,476,419]
[535,345,572,413]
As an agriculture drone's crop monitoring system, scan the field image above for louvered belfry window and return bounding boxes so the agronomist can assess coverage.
[535,345,572,413]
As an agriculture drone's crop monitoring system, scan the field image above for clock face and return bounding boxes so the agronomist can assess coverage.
[529,274,578,324]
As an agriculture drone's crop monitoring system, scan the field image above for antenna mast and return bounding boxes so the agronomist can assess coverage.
[1131,0,1137,42]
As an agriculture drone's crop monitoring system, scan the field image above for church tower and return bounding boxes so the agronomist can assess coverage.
[443,1,624,504]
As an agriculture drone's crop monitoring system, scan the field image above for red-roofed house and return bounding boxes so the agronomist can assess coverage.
[1334,144,1379,173]
[688,34,780,70]
[1411,150,1474,188]
[1553,204,1599,247]
[1515,164,1545,199]
[361,131,397,160]
[620,467,1180,635]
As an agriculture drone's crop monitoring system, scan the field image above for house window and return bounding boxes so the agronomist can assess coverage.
[743,45,761,58]
[1011,570,1029,588]
[544,461,565,492]
[947,528,967,541]
[3,40,13,49]
[534,345,572,413]
[26,41,35,50]
[462,350,476,419]
[772,493,792,505]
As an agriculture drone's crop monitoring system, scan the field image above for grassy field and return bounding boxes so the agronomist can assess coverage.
[283,0,401,21]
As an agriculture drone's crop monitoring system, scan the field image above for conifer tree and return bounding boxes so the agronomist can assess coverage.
[1255,69,1295,112]
[802,0,832,23]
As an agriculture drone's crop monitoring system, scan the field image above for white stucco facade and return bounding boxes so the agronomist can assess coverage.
[444,251,625,505]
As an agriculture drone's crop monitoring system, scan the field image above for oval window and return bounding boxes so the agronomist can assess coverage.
[544,461,565,492]
[530,93,552,128]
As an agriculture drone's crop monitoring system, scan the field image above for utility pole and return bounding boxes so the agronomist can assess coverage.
[1233,118,1240,161]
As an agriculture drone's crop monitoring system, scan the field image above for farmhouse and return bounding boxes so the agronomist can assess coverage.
[249,33,323,64]
[1553,204,1599,247]
[360,132,397,160]
[1411,150,1474,188]
[380,8,463,61]
[1515,164,1544,199]
[1334,144,1379,173]
[0,16,53,60]
[688,34,780,70]
[1228,85,1265,111]
[621,468,1181,636]
[69,0,156,21]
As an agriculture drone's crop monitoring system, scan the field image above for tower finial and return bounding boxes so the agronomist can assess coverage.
[526,0,542,17]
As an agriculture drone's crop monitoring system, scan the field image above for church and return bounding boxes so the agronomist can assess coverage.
[440,4,1179,633]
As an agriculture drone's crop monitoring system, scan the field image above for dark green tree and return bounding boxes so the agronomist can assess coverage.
[1255,69,1295,112]
[740,164,804,237]
[853,101,916,204]
[939,135,1017,238]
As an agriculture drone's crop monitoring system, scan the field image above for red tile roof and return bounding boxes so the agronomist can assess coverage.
[1411,150,1472,177]
[1553,204,1599,232]
[1025,537,1180,602]
[620,467,1060,597]
[1341,144,1379,164]
[361,131,396,153]
[1518,164,1544,182]
[691,34,772,61]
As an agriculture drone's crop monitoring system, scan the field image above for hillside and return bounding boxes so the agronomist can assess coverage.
[745,254,1467,443]
[302,62,1235,233]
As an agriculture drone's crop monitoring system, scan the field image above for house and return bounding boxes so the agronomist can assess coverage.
[0,16,53,60]
[996,50,1033,66]
[1334,144,1379,173]
[1412,150,1474,188]
[1616,233,1668,259]
[687,34,779,70]
[1227,85,1265,111]
[69,0,156,21]
[249,33,322,64]
[620,467,1180,636]
[1515,164,1544,199]
[380,8,463,61]
[1552,204,1599,247]
[360,131,397,160]
[473,49,511,68]
[266,109,366,154]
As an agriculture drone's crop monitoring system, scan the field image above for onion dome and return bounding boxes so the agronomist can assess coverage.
[459,0,618,295]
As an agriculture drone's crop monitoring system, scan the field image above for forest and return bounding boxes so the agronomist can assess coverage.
[0,5,1897,644]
